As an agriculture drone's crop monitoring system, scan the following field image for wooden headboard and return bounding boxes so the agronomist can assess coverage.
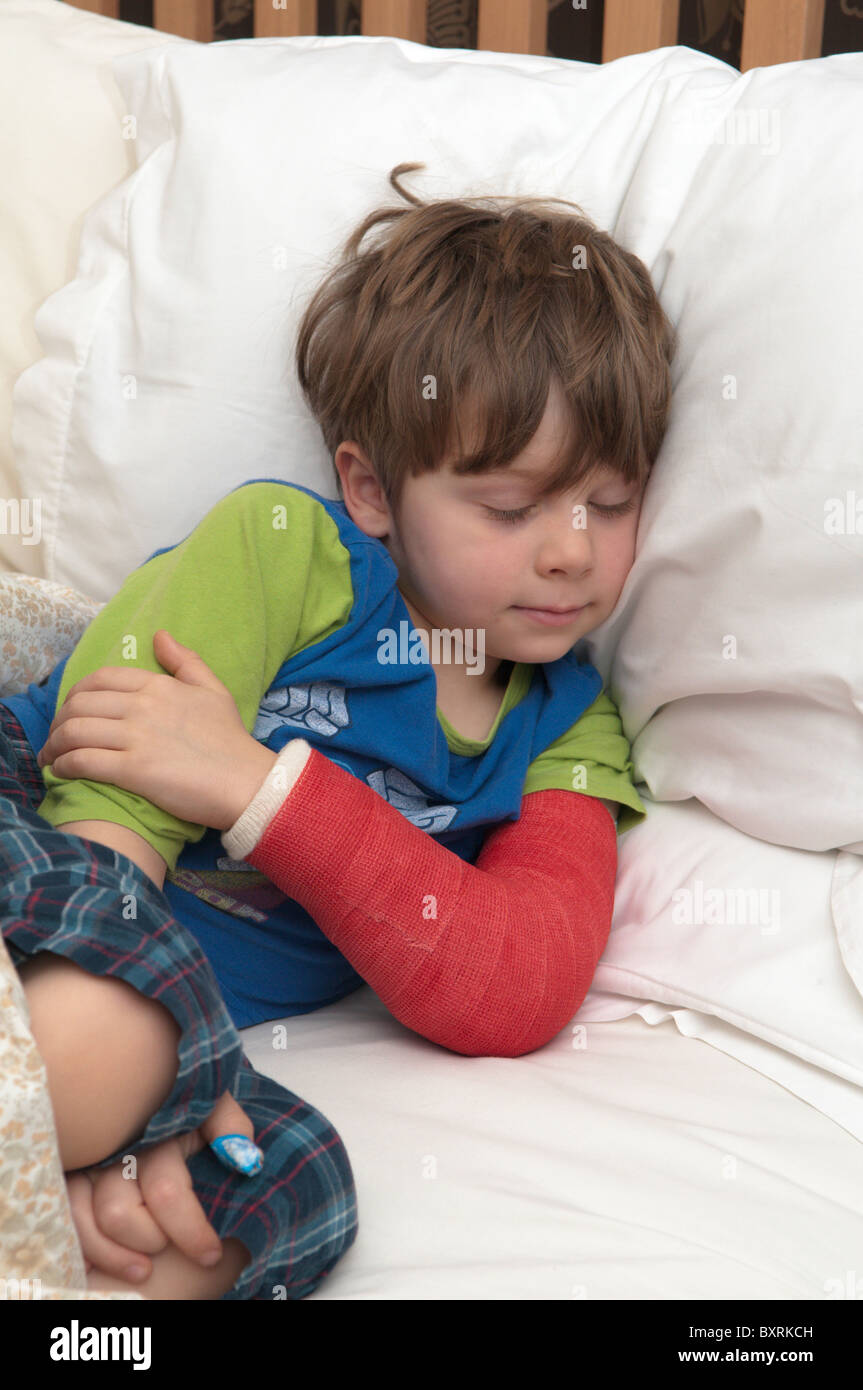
[66,0,826,71]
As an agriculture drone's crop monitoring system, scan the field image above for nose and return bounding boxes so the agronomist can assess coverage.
[533,507,593,577]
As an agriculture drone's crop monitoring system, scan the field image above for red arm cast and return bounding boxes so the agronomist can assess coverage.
[229,742,618,1058]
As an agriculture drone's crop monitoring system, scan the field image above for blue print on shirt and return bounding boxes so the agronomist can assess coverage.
[366,767,457,833]
[254,680,458,833]
[253,681,350,740]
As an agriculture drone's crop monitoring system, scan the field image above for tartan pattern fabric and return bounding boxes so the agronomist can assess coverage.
[0,704,358,1300]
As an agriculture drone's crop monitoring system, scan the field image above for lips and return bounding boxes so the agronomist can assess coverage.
[514,603,589,626]
[519,605,585,614]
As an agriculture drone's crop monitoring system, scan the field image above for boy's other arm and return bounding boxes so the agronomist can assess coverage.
[56,820,167,892]
[223,741,618,1058]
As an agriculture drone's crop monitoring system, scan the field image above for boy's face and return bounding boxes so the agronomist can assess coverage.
[335,379,645,674]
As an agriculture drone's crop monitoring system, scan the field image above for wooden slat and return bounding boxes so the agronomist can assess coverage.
[63,0,119,14]
[254,0,317,38]
[154,0,212,42]
[602,0,679,62]
[64,0,829,73]
[362,0,426,43]
[477,0,546,55]
[740,0,825,69]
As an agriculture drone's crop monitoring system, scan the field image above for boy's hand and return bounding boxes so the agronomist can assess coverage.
[66,1090,257,1284]
[37,631,276,831]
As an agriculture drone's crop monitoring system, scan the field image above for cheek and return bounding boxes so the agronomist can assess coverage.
[607,524,639,582]
[410,515,475,594]
[613,529,635,564]
[404,514,447,571]
[608,511,637,551]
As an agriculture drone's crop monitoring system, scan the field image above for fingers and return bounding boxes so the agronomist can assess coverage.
[90,1163,169,1257]
[65,1171,155,1284]
[201,1091,264,1176]
[200,1090,256,1147]
[71,1095,258,1283]
[60,668,151,706]
[137,1137,224,1268]
[38,697,132,765]
[38,744,125,782]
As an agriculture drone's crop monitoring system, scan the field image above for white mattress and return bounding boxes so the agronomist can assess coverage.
[244,987,863,1300]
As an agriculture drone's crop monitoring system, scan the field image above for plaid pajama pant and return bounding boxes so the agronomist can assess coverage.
[0,703,358,1300]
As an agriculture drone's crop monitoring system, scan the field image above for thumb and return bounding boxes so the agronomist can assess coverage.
[201,1091,264,1178]
[201,1090,255,1146]
[153,629,228,692]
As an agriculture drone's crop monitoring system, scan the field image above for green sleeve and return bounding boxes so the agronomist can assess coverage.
[37,482,354,871]
[522,688,648,836]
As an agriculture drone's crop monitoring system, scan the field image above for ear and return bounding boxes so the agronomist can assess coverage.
[334,441,393,539]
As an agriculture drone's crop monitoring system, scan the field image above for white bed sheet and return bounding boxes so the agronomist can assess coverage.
[243,987,863,1300]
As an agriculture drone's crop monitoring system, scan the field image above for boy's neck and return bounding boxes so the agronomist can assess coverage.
[398,590,504,692]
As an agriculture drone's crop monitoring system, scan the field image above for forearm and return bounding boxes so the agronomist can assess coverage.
[223,742,618,1057]
[18,953,180,1171]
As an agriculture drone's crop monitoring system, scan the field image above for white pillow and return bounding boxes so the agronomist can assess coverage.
[831,851,863,1005]
[580,797,863,1142]
[8,36,728,604]
[9,34,862,856]
[0,0,179,571]
[581,54,863,856]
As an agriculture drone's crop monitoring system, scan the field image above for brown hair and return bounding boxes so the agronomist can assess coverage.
[295,162,678,516]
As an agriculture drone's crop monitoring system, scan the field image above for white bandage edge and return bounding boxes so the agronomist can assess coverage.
[220,738,313,862]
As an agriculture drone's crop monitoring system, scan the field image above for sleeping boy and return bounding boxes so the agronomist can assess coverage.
[0,161,676,1299]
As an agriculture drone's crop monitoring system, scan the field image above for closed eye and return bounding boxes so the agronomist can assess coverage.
[485,506,534,525]
[486,497,638,525]
[589,498,639,518]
